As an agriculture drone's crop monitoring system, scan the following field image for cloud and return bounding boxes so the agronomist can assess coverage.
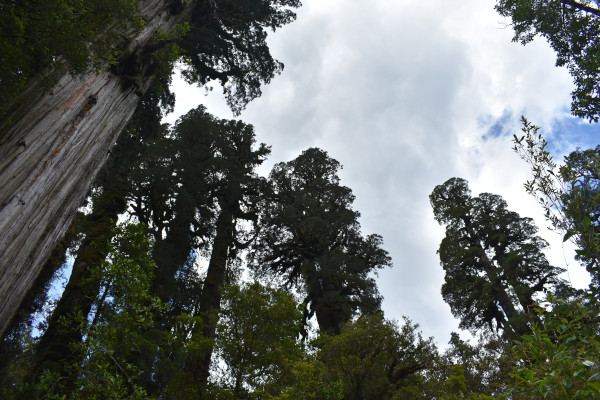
[167,0,592,346]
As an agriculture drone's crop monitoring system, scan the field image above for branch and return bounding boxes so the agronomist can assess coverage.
[563,0,600,18]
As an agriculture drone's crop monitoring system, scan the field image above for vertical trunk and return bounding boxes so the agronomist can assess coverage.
[0,0,196,338]
[30,173,128,382]
[305,261,349,336]
[464,220,526,334]
[188,203,236,391]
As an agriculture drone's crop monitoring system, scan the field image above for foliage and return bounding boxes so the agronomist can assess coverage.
[430,177,565,336]
[513,118,600,286]
[314,315,436,400]
[26,223,164,400]
[210,282,303,399]
[510,293,600,399]
[181,0,302,114]
[495,0,600,121]
[0,0,140,117]
[511,118,600,399]
[254,148,392,335]
[272,359,344,400]
[423,332,512,399]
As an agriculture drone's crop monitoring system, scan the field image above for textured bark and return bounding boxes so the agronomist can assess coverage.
[0,0,196,338]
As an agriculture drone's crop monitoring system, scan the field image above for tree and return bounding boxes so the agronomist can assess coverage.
[180,0,302,114]
[0,0,190,338]
[430,177,564,336]
[20,78,175,389]
[510,293,600,399]
[181,110,270,393]
[127,106,270,394]
[513,117,600,286]
[210,282,303,399]
[495,0,600,121]
[314,315,436,400]
[254,148,392,335]
[8,223,163,400]
[423,332,512,400]
[510,120,600,398]
[0,0,301,338]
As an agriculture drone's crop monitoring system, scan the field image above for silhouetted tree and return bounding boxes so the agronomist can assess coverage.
[430,177,564,336]
[255,148,391,335]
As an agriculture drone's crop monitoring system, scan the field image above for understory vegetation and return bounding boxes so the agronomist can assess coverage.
[1,1,600,399]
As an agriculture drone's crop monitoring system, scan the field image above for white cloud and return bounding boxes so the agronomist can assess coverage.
[166,0,593,346]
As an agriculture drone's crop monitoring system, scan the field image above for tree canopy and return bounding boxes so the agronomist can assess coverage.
[430,177,565,336]
[181,0,302,114]
[254,148,392,335]
[496,0,600,121]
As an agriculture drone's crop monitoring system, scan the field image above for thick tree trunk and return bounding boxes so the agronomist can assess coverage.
[305,260,349,336]
[0,0,196,338]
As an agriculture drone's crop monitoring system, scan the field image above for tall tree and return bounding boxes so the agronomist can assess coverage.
[255,148,392,335]
[495,0,600,121]
[21,75,175,389]
[179,110,270,394]
[0,0,301,338]
[430,177,564,336]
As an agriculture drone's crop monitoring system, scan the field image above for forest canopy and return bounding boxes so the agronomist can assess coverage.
[1,1,600,399]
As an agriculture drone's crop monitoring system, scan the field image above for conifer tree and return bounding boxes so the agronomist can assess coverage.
[430,177,564,336]
[255,148,391,335]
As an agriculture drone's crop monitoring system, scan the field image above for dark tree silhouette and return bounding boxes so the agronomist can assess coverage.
[255,148,391,335]
[430,177,564,336]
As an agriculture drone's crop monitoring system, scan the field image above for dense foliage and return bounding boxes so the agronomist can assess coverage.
[3,1,600,399]
[496,0,600,121]
[181,0,302,114]
[254,148,392,335]
[430,177,565,337]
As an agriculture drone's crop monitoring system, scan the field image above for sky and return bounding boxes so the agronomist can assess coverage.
[164,0,598,347]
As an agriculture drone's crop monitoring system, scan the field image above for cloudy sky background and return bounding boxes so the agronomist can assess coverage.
[164,0,598,346]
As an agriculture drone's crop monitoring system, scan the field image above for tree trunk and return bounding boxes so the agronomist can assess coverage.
[188,202,236,392]
[305,261,349,336]
[0,0,196,338]
[30,171,128,384]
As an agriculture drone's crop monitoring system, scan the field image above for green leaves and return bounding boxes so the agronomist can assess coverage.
[510,294,600,399]
[495,0,600,122]
[212,283,304,398]
[514,121,600,288]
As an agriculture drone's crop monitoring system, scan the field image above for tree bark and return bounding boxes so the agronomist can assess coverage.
[0,0,196,338]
